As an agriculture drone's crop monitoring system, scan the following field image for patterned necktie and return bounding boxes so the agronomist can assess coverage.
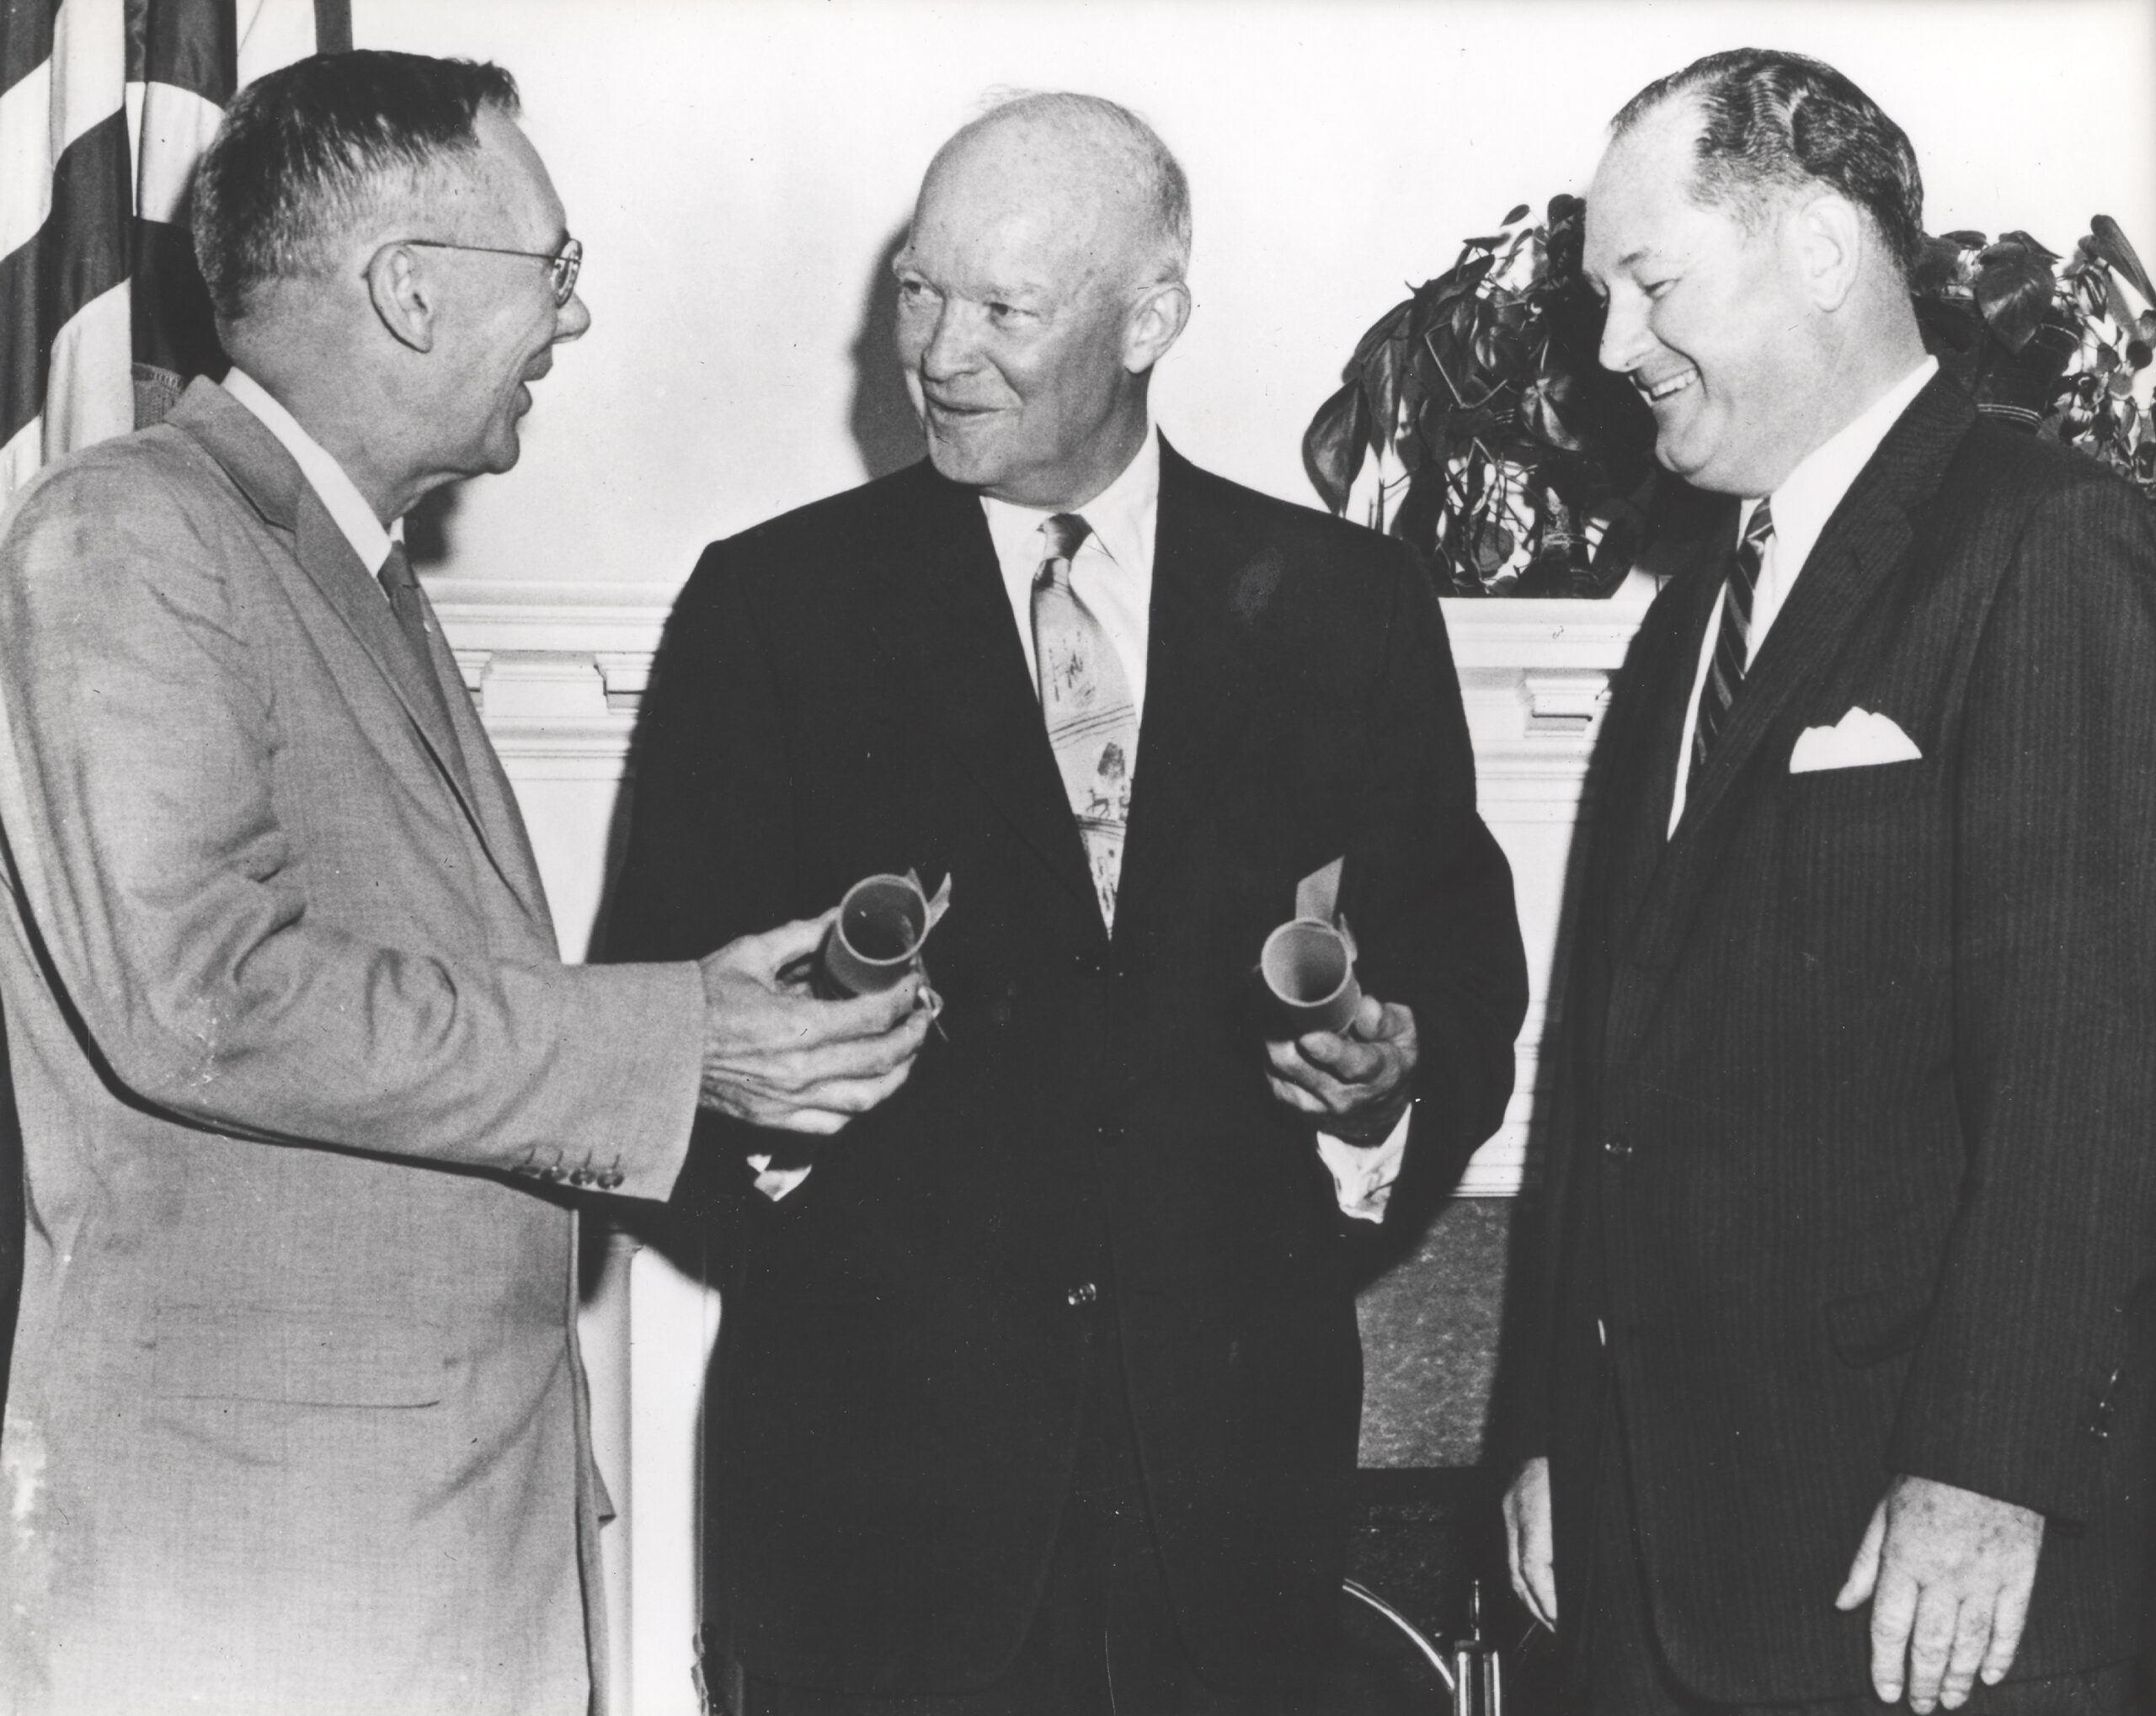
[1031,513,1138,931]
[376,541,456,734]
[1689,498,1775,791]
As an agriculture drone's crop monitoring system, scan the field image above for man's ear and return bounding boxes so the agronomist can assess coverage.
[1794,194,1865,315]
[1123,280,1192,376]
[365,242,437,354]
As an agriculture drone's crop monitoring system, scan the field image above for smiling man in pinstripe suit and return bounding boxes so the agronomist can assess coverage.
[1500,48,2156,1716]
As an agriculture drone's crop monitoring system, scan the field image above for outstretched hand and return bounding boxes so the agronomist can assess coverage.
[1837,1474,2045,1712]
[696,911,931,1134]
[1264,994,1417,1145]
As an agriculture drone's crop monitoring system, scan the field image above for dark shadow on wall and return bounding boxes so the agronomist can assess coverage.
[849,221,925,481]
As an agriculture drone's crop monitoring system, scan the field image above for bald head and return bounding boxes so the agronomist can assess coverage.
[927,93,1191,294]
[893,92,1193,508]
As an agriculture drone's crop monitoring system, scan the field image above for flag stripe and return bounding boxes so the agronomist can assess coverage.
[0,103,129,446]
[136,0,232,103]
[131,74,219,221]
[42,271,131,450]
[234,0,314,89]
[311,0,345,54]
[0,53,53,258]
[1,0,63,99]
[130,214,218,376]
[53,0,125,160]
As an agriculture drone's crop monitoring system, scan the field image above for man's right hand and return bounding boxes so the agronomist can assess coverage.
[696,912,931,1133]
[1504,1456,1558,1631]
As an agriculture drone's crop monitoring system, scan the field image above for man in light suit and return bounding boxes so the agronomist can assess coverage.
[0,51,926,1716]
[1498,49,2156,1716]
[610,93,1528,1714]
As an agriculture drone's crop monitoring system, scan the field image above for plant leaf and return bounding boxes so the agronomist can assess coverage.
[2090,215,2156,306]
[1974,242,2059,354]
[1302,381,1370,515]
[1502,203,1531,226]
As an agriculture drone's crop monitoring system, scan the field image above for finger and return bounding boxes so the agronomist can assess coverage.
[1297,1031,1384,1081]
[1870,1562,1919,1705]
[734,909,841,970]
[1344,994,1386,1041]
[1903,1585,1961,1713]
[1980,1569,2034,1687]
[1526,1547,1558,1631]
[1267,1074,1331,1116]
[1939,1593,1992,1710]
[803,973,927,1042]
[1837,1500,1888,1609]
[767,1066,920,1128]
[1503,1492,1533,1615]
[722,1013,930,1097]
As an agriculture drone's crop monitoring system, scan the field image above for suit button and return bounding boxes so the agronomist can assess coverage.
[599,1170,625,1191]
[1066,1282,1098,1308]
[1096,1119,1124,1148]
[1604,1136,1633,1160]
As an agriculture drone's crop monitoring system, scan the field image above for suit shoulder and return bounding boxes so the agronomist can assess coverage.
[680,463,937,600]
[1,425,242,591]
[1178,458,1410,562]
[1949,418,2143,514]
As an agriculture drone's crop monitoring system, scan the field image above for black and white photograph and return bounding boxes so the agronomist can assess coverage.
[2,2,2153,1712]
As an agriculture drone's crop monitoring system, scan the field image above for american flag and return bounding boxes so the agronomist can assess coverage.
[1,0,351,503]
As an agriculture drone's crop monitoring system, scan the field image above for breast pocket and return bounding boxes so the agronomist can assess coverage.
[1778,757,1945,1000]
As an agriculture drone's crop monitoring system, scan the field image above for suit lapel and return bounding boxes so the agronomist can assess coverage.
[1625,375,1975,978]
[1112,442,1260,943]
[888,466,1101,923]
[169,381,540,924]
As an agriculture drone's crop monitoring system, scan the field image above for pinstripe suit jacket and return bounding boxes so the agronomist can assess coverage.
[0,380,705,1715]
[1505,376,2156,1702]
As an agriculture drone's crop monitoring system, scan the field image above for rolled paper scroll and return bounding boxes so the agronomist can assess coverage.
[815,870,952,999]
[1258,855,1360,1037]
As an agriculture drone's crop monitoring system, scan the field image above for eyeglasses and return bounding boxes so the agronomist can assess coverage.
[392,234,584,307]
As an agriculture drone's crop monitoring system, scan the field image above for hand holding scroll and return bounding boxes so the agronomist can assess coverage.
[697,911,930,1134]
[1264,992,1418,1147]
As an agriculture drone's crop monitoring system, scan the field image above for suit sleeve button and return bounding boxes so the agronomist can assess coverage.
[1066,1282,1098,1307]
[1604,1136,1633,1159]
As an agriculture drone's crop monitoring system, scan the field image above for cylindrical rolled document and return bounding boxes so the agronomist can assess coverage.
[1259,917,1362,1037]
[817,873,931,998]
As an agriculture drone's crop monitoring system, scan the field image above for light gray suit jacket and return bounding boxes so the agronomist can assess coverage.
[0,379,704,1714]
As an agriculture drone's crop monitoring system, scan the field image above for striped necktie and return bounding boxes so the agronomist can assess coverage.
[1031,513,1137,931]
[1689,499,1775,791]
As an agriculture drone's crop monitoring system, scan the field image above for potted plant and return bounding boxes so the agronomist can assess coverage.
[1306,203,2156,596]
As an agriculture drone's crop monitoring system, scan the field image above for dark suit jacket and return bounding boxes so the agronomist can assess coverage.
[608,443,1527,1696]
[1502,376,2156,1703]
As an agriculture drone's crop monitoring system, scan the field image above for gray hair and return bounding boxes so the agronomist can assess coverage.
[193,50,520,322]
[1612,49,1924,283]
[958,89,1193,289]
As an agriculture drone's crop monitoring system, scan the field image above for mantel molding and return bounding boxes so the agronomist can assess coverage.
[425,578,1651,1196]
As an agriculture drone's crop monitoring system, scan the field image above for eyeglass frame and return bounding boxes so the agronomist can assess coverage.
[385,234,583,307]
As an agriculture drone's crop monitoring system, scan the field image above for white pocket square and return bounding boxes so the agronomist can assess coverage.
[1788,707,1922,774]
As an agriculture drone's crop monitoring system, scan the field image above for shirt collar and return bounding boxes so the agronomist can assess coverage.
[1749,354,1938,575]
[220,367,400,576]
[980,423,1160,579]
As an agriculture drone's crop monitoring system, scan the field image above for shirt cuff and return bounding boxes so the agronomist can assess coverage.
[745,1154,813,1202]
[1314,1106,1413,1223]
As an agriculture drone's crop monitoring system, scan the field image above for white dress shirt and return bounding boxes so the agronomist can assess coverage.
[220,367,402,578]
[1667,356,1937,836]
[984,425,1409,1223]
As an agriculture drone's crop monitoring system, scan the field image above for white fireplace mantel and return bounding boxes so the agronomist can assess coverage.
[424,575,1648,1714]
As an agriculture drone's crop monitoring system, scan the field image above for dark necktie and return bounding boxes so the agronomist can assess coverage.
[376,541,456,734]
[1689,498,1775,791]
[1030,513,1137,931]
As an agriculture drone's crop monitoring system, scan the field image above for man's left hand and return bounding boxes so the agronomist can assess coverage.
[1836,1474,2045,1713]
[1264,994,1417,1145]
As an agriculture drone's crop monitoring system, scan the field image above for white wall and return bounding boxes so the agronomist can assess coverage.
[356,0,2156,588]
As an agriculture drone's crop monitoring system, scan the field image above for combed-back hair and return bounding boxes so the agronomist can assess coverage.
[193,50,520,322]
[962,89,1193,288]
[1612,49,1924,281]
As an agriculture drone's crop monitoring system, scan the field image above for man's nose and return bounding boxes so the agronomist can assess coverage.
[1598,290,1647,376]
[553,289,591,344]
[915,300,977,380]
